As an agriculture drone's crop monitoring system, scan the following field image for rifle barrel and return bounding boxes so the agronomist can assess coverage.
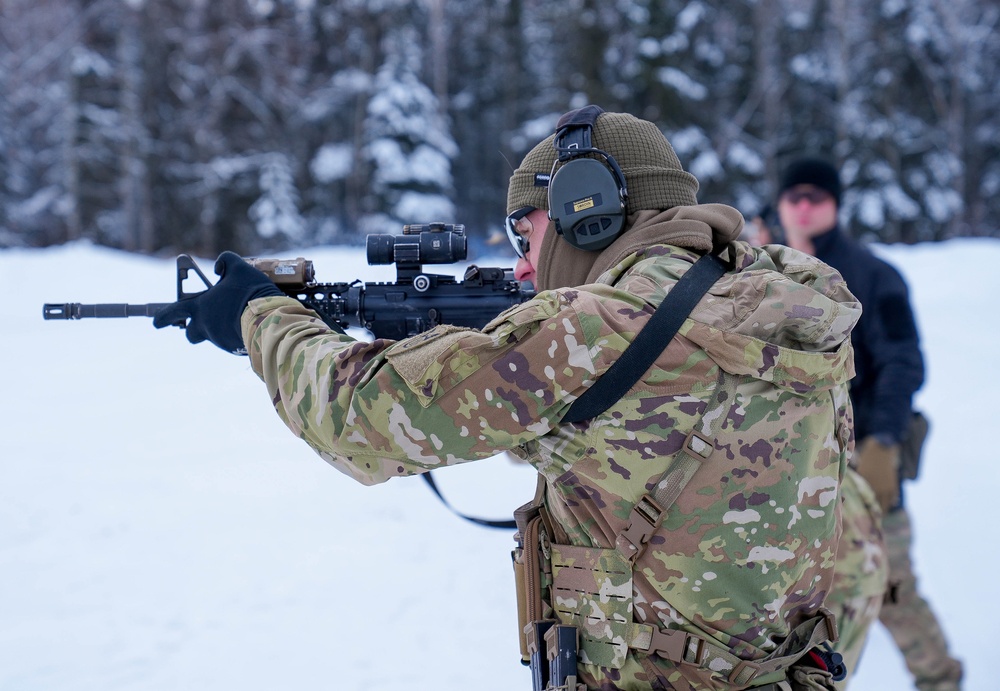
[43,303,171,319]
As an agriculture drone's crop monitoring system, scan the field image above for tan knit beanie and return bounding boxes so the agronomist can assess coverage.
[506,111,699,215]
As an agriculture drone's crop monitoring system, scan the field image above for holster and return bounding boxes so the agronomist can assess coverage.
[512,477,553,668]
[899,410,929,481]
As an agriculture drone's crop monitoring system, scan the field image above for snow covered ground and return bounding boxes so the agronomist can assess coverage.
[1,239,997,690]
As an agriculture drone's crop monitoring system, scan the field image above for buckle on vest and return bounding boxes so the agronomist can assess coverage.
[616,494,663,561]
[644,627,707,666]
[729,659,762,686]
[818,606,840,644]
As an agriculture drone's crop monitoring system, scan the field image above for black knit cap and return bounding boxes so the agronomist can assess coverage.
[779,158,842,205]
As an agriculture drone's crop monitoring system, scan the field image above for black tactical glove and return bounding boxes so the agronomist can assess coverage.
[153,251,283,354]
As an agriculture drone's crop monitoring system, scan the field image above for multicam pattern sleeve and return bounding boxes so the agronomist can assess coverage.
[241,290,604,484]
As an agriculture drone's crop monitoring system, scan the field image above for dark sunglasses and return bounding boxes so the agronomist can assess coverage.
[781,188,834,206]
[505,206,534,259]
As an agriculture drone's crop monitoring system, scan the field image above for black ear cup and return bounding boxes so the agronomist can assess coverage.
[549,158,625,251]
[548,105,628,252]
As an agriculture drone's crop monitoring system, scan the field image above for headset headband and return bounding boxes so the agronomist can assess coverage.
[554,105,603,159]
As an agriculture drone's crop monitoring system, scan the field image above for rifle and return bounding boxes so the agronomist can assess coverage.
[43,223,535,340]
[43,222,530,531]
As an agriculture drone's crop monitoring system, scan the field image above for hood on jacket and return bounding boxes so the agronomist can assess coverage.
[587,233,861,395]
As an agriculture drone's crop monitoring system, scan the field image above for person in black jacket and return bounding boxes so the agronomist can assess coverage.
[776,158,963,691]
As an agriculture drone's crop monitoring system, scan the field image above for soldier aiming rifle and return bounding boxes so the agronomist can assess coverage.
[47,107,863,691]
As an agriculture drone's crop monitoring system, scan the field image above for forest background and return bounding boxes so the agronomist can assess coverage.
[2,0,998,257]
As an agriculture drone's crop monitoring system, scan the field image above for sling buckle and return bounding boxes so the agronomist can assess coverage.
[729,659,762,686]
[683,429,715,459]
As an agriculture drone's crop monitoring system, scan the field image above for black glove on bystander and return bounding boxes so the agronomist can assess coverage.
[153,251,283,354]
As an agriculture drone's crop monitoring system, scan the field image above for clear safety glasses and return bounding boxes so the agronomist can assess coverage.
[504,206,535,259]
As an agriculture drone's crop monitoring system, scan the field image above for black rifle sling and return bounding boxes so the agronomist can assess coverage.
[421,471,518,529]
[562,253,728,424]
[424,252,727,530]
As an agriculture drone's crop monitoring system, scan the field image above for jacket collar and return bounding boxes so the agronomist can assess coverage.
[535,203,745,291]
[810,225,843,259]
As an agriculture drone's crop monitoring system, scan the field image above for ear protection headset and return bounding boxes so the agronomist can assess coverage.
[548,105,629,251]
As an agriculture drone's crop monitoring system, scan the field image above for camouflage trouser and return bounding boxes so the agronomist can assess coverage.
[826,468,888,691]
[879,507,964,691]
[832,593,882,691]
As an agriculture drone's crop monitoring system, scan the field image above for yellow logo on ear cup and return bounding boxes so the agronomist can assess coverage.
[572,197,596,213]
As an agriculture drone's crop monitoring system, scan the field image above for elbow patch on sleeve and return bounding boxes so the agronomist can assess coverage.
[384,325,473,403]
[878,294,918,341]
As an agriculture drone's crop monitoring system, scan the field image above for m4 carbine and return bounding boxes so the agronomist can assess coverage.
[43,223,535,340]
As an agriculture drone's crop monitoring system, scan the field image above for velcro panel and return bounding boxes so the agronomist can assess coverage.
[550,543,633,669]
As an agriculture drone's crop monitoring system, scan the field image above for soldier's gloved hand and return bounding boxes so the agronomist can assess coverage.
[153,251,283,354]
[854,435,901,513]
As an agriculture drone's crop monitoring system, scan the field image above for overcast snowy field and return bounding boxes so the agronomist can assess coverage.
[1,239,997,691]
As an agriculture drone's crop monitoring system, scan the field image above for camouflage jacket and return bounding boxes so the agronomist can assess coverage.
[242,240,860,689]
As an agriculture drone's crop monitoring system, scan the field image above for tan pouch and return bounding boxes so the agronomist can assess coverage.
[512,516,545,663]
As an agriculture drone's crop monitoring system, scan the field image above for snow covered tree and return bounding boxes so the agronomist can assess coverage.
[438,0,529,233]
[249,152,305,243]
[361,21,457,234]
[623,1,766,210]
[293,0,380,243]
[939,1,999,236]
[117,0,154,253]
[1,0,99,247]
[819,0,960,242]
[1,0,997,250]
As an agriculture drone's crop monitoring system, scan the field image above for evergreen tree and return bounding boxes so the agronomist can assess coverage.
[1,0,96,247]
[440,0,528,235]
[361,22,457,234]
[118,0,154,253]
[0,0,997,250]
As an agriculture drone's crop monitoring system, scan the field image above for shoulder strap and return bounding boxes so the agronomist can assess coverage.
[426,252,726,530]
[562,253,728,424]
